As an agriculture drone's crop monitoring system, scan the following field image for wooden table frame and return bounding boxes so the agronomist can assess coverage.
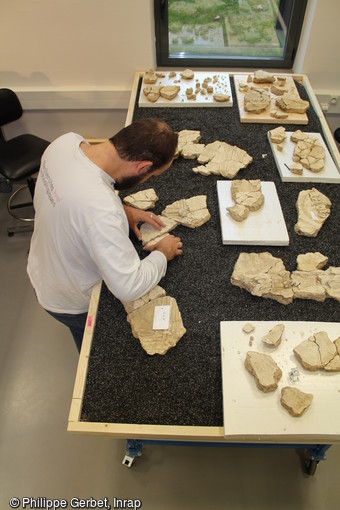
[68,72,340,443]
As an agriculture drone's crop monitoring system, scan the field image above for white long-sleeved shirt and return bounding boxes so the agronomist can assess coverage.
[27,132,167,314]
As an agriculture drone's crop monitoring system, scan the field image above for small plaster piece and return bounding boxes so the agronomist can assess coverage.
[180,69,195,80]
[269,126,286,144]
[261,324,285,347]
[281,387,313,417]
[243,323,255,334]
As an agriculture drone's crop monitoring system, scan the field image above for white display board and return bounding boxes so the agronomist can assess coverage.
[217,181,289,246]
[268,132,340,183]
[139,71,232,108]
[220,321,340,442]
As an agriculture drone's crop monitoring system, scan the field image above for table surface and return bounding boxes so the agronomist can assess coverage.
[68,72,340,442]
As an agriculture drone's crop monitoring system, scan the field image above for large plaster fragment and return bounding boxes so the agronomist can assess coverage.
[230,252,294,305]
[162,195,210,228]
[293,331,340,372]
[122,285,166,314]
[276,93,309,114]
[280,387,313,417]
[294,188,331,237]
[144,69,158,84]
[197,141,253,178]
[231,179,264,211]
[296,252,328,272]
[244,88,271,113]
[127,296,186,355]
[140,216,177,246]
[293,138,325,173]
[245,351,282,392]
[123,188,158,210]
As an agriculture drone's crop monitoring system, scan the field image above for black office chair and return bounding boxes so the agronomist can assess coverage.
[0,88,50,236]
[334,128,340,145]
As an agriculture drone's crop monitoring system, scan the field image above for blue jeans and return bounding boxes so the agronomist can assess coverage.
[45,309,88,353]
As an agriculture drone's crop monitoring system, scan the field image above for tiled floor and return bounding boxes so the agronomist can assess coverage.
[1,186,339,510]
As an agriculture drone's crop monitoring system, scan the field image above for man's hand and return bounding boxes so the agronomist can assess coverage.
[124,205,165,241]
[146,234,183,261]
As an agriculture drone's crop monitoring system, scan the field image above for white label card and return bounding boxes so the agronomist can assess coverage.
[153,305,171,330]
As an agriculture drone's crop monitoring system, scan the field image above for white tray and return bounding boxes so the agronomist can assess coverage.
[217,180,289,246]
[220,321,340,442]
[268,132,340,183]
[139,71,232,108]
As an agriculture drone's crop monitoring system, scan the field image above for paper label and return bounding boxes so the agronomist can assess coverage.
[153,305,171,330]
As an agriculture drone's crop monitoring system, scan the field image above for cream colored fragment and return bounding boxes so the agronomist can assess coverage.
[127,296,186,355]
[293,138,325,173]
[160,85,180,100]
[231,252,294,305]
[144,69,158,84]
[294,331,339,371]
[226,204,249,222]
[122,285,166,314]
[291,270,326,301]
[176,129,202,158]
[296,252,328,272]
[253,70,275,83]
[197,142,253,179]
[290,162,303,175]
[140,216,177,246]
[261,324,285,347]
[180,69,194,80]
[281,387,313,417]
[271,83,288,96]
[244,88,271,113]
[276,93,309,113]
[144,233,170,250]
[243,323,255,334]
[239,82,249,93]
[269,126,286,144]
[143,85,162,102]
[270,110,289,119]
[123,188,158,210]
[192,165,211,176]
[294,188,331,237]
[231,179,264,211]
[245,351,282,392]
[213,93,230,102]
[319,267,340,302]
[162,195,210,228]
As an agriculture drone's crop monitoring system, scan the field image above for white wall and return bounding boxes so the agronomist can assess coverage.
[1,0,155,90]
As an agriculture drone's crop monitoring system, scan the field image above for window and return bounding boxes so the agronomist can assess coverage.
[154,0,308,68]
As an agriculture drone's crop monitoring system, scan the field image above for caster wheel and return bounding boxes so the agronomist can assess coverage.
[304,458,318,476]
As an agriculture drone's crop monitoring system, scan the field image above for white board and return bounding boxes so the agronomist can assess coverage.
[220,321,340,442]
[216,181,289,246]
[139,71,233,108]
[268,132,340,183]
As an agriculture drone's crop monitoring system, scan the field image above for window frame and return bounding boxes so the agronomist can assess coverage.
[154,0,308,69]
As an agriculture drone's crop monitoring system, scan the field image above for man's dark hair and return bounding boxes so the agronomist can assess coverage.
[109,118,178,171]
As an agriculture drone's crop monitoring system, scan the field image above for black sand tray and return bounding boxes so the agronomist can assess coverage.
[81,78,340,427]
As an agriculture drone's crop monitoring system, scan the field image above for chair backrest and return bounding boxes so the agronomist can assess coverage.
[0,88,23,127]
